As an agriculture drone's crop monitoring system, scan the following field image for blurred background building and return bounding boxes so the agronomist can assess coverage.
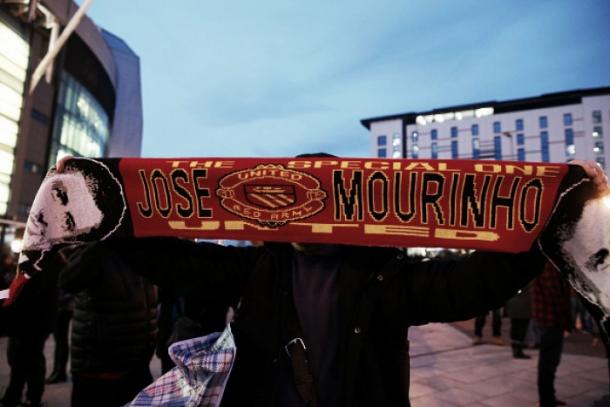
[362,87,610,169]
[0,0,142,254]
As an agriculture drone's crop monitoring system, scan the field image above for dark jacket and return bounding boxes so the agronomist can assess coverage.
[59,246,158,374]
[504,283,531,320]
[65,239,544,406]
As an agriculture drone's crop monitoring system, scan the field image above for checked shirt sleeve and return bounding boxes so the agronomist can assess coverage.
[125,325,236,407]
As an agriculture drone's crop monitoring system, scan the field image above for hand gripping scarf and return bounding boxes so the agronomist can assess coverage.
[2,157,609,332]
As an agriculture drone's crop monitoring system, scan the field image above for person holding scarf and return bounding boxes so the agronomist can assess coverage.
[53,157,609,406]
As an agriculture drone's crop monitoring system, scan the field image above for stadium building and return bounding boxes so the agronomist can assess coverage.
[0,0,142,248]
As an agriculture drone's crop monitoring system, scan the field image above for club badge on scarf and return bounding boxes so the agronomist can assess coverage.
[125,324,236,407]
[2,157,609,332]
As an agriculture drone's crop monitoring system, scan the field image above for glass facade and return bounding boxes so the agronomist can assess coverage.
[49,71,111,165]
[0,13,30,216]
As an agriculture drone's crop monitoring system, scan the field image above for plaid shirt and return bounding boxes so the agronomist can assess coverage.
[125,325,236,407]
[531,263,572,330]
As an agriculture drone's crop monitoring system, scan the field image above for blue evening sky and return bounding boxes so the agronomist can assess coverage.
[85,0,610,158]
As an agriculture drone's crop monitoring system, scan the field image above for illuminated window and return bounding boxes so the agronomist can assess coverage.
[392,133,401,146]
[49,72,110,165]
[593,126,603,138]
[472,138,480,159]
[594,141,605,154]
[0,13,30,216]
[593,110,602,124]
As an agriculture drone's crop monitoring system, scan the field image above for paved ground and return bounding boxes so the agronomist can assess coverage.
[0,321,607,406]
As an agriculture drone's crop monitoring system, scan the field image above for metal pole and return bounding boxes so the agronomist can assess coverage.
[29,0,95,94]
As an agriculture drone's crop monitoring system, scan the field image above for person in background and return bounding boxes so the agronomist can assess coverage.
[59,244,158,407]
[45,288,74,384]
[472,308,504,346]
[0,255,58,407]
[532,262,573,407]
[505,282,532,359]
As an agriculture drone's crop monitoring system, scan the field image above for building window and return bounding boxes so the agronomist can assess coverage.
[517,148,526,161]
[563,113,572,126]
[564,128,574,146]
[411,131,419,142]
[471,124,479,136]
[472,138,480,159]
[516,133,525,145]
[49,72,111,166]
[377,135,387,146]
[539,116,548,129]
[593,110,602,123]
[377,148,387,158]
[565,128,575,159]
[411,145,419,159]
[494,135,502,160]
[593,126,603,138]
[594,141,605,154]
[493,121,501,134]
[596,157,606,170]
[516,119,524,131]
[392,133,401,146]
[392,149,402,159]
[451,140,458,158]
[451,127,458,138]
[541,131,549,162]
[431,129,438,140]
[431,142,438,159]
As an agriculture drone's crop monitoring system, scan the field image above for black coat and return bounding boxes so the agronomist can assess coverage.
[59,246,158,374]
[66,239,544,406]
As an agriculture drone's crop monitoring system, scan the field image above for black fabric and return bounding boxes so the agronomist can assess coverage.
[3,333,48,404]
[71,366,152,407]
[538,325,564,406]
[510,318,530,344]
[64,238,546,406]
[59,246,158,374]
[474,309,502,337]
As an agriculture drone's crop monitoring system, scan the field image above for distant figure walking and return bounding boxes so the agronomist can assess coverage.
[532,262,573,407]
[473,308,504,345]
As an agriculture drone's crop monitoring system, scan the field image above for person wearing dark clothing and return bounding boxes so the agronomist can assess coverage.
[532,262,573,407]
[473,308,503,345]
[505,283,532,359]
[65,237,546,407]
[1,256,58,407]
[59,245,158,407]
[46,289,74,384]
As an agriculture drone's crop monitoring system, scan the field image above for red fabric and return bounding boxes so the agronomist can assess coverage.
[531,263,573,330]
[120,158,568,252]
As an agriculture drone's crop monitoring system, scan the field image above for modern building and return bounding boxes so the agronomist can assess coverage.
[0,0,142,246]
[361,87,610,169]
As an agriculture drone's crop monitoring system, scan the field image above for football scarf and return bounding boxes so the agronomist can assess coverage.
[2,157,609,332]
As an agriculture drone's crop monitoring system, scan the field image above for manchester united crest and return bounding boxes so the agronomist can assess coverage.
[216,164,326,227]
